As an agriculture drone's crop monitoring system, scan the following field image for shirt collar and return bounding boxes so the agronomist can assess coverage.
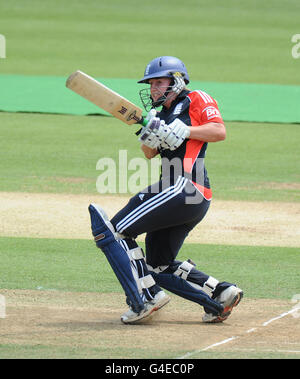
[161,89,190,111]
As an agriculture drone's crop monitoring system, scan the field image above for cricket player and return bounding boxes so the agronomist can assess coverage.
[89,56,243,324]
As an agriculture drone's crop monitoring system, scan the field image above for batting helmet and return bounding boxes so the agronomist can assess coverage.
[138,56,190,84]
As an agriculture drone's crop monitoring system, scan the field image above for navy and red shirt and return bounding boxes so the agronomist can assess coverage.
[157,89,224,200]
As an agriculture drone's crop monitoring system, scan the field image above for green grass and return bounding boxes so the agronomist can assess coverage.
[206,121,300,201]
[0,344,174,359]
[0,237,117,293]
[1,0,299,85]
[0,112,150,194]
[0,236,299,300]
[0,112,299,201]
[0,343,298,359]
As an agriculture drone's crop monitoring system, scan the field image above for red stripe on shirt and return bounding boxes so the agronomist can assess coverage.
[183,139,204,173]
[192,181,212,201]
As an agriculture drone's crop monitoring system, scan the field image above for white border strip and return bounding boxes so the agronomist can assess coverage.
[176,306,299,359]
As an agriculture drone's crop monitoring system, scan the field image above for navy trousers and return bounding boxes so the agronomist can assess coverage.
[111,176,233,309]
[111,176,210,268]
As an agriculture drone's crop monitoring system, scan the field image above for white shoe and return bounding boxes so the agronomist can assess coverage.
[202,285,243,323]
[121,291,170,324]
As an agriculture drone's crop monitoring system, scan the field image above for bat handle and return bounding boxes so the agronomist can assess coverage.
[135,117,148,135]
[140,117,148,127]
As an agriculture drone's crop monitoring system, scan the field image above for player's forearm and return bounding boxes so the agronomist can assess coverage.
[188,122,226,142]
[141,144,158,159]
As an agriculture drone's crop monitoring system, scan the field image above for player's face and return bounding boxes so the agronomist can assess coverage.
[149,77,172,102]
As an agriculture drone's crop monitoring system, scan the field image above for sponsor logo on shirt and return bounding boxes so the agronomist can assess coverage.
[202,106,221,120]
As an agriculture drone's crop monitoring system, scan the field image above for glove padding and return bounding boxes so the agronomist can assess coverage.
[160,119,190,151]
[139,110,166,149]
[139,110,190,151]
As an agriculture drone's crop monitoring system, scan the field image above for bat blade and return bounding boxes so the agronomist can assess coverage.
[66,70,145,125]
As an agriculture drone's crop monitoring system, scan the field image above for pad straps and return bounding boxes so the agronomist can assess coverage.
[173,260,219,297]
[125,246,158,301]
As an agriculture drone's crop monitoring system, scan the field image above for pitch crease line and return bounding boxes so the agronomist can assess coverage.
[176,305,298,359]
[262,307,299,326]
[177,337,238,359]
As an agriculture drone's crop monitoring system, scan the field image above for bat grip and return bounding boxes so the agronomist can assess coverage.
[135,117,148,136]
[140,117,148,127]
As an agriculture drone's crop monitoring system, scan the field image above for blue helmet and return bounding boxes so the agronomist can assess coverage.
[138,56,190,84]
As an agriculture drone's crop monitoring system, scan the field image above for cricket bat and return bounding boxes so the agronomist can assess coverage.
[66,70,147,126]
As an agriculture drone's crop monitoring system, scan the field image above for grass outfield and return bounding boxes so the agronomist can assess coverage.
[0,344,296,360]
[0,236,299,300]
[1,0,299,85]
[0,112,299,201]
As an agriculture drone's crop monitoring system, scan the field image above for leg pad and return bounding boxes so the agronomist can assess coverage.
[88,204,144,313]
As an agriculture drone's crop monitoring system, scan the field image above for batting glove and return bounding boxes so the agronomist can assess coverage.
[139,115,166,149]
[160,119,190,151]
[145,108,157,122]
